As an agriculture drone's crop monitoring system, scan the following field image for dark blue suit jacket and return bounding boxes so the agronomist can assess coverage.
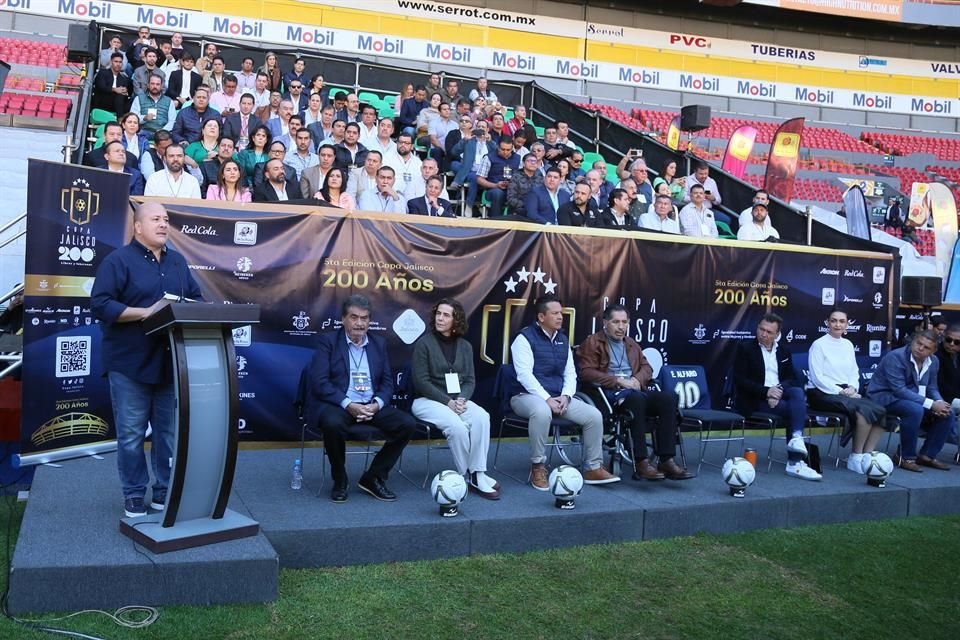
[868,345,943,408]
[407,196,453,217]
[524,185,570,225]
[732,340,800,415]
[308,329,394,426]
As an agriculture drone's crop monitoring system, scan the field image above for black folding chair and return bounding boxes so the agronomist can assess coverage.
[394,365,445,488]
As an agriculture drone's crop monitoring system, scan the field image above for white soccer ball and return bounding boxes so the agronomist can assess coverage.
[549,465,584,499]
[722,457,756,488]
[863,452,894,480]
[430,470,467,506]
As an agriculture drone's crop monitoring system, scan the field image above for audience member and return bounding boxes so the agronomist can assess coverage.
[170,87,218,145]
[683,161,722,208]
[301,144,337,198]
[252,141,296,191]
[126,26,157,71]
[102,141,144,196]
[468,77,498,104]
[407,176,453,217]
[284,78,309,116]
[259,52,283,92]
[653,159,685,203]
[443,78,465,105]
[222,94,261,151]
[357,105,379,148]
[476,138,520,216]
[357,167,406,213]
[678,185,719,238]
[206,159,251,203]
[118,111,150,162]
[144,144,201,198]
[639,195,681,234]
[506,153,543,217]
[131,47,165,96]
[316,167,356,209]
[164,52,201,110]
[284,129,320,181]
[84,122,138,170]
[196,137,236,195]
[596,189,636,229]
[557,182,600,227]
[399,85,428,136]
[405,157,439,201]
[210,74,242,115]
[235,57,258,92]
[183,119,223,168]
[130,73,175,134]
[336,93,362,125]
[236,125,272,187]
[525,167,569,225]
[335,122,369,170]
[201,55,227,94]
[387,133,421,200]
[282,57,307,93]
[254,158,300,202]
[140,129,172,179]
[936,322,960,446]
[93,53,133,115]
[347,151,383,202]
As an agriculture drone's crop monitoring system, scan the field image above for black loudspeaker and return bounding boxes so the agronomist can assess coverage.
[67,21,98,63]
[901,276,943,307]
[680,104,711,132]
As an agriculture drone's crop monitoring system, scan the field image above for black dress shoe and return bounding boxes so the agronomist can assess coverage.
[358,475,397,502]
[330,482,348,503]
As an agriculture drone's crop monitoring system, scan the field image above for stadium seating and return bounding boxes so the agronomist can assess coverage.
[0,37,67,68]
[862,132,960,161]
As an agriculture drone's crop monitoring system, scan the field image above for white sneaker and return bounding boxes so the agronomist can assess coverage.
[846,453,866,474]
[785,460,822,481]
[786,436,808,456]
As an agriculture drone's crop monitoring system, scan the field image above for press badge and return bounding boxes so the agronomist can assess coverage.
[403,172,412,182]
[445,373,461,394]
[918,385,926,397]
[352,371,371,392]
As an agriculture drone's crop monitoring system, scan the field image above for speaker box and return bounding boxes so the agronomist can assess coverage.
[680,104,711,132]
[67,21,99,64]
[901,276,943,307]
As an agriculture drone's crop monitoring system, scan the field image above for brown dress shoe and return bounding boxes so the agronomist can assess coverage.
[530,463,550,491]
[899,458,923,472]
[632,458,665,481]
[582,467,621,484]
[917,455,950,471]
[658,458,695,480]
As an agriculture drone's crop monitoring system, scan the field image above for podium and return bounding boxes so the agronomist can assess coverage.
[119,302,261,553]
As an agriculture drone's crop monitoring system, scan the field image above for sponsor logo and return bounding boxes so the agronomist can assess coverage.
[873,292,884,308]
[867,323,887,333]
[869,340,882,357]
[188,264,216,271]
[236,355,247,372]
[872,266,886,284]
[929,63,960,75]
[181,224,217,236]
[57,0,110,18]
[286,310,317,336]
[820,268,839,276]
[39,280,49,290]
[238,418,246,431]
[426,43,471,63]
[852,93,893,110]
[213,17,263,38]
[232,325,252,347]
[679,74,720,92]
[60,178,99,226]
[491,51,535,71]
[286,26,335,46]
[689,323,710,345]
[556,60,599,78]
[795,87,835,104]
[239,392,256,399]
[821,287,835,305]
[587,23,624,38]
[842,295,863,303]
[234,221,258,245]
[357,35,404,55]
[136,7,190,28]
[618,67,660,85]
[751,44,815,61]
[844,269,864,278]
[31,318,39,326]
[785,329,807,343]
[393,309,426,345]
[911,98,952,114]
[669,33,710,48]
[736,80,776,98]
[858,56,887,68]
[0,0,31,9]
[233,256,254,280]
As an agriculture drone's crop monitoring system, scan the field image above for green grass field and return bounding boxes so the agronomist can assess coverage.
[0,496,957,640]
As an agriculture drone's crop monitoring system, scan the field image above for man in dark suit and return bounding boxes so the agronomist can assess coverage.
[83,122,139,170]
[593,188,638,229]
[92,53,133,116]
[936,322,960,448]
[524,167,570,225]
[733,313,822,481]
[254,158,301,202]
[164,52,202,110]
[557,182,601,227]
[869,329,955,471]
[308,295,415,502]
[407,176,453,216]
[221,94,261,150]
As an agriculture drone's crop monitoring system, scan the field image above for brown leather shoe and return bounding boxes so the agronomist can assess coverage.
[917,455,950,471]
[530,463,549,491]
[658,458,695,480]
[632,458,665,481]
[582,467,621,484]
[899,458,923,472]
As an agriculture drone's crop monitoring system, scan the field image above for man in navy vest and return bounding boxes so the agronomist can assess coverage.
[477,138,521,217]
[510,295,620,490]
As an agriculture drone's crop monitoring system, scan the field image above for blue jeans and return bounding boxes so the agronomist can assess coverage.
[108,371,175,499]
[753,386,808,462]
[486,187,507,216]
[886,399,953,459]
[450,161,478,206]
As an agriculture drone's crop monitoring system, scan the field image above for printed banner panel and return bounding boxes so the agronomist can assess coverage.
[18,182,897,458]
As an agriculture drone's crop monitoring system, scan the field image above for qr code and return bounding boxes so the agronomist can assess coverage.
[56,336,91,378]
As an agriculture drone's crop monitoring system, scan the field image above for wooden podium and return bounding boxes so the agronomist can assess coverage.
[119,302,261,553]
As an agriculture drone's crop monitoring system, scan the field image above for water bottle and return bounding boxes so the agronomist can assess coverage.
[291,459,303,491]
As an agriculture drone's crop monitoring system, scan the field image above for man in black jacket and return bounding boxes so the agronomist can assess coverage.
[92,53,133,115]
[937,322,960,448]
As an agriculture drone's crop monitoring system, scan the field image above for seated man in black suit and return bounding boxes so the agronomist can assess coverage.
[308,295,415,502]
[733,313,822,481]
[164,52,202,110]
[92,52,133,116]
[407,176,453,217]
[83,121,138,170]
[253,141,297,191]
[254,158,300,202]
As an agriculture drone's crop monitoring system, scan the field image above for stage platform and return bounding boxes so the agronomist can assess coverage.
[8,435,960,614]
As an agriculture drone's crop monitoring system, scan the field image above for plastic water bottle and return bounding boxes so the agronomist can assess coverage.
[291,459,303,491]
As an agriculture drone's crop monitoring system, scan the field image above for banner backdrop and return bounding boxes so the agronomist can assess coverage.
[926,182,959,290]
[764,118,805,203]
[721,125,758,180]
[666,116,682,152]
[18,186,897,455]
[843,184,872,241]
[19,161,132,466]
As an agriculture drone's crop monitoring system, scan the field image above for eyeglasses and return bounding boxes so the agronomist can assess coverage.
[945,337,960,346]
[570,159,582,164]
[289,84,302,89]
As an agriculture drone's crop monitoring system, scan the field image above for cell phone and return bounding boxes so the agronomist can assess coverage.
[705,190,711,195]
[838,384,850,389]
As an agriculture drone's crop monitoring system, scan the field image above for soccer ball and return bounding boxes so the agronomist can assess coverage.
[430,470,467,506]
[549,465,584,499]
[722,457,757,489]
[863,452,894,481]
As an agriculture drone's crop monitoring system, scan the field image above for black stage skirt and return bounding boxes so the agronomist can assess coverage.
[806,388,892,447]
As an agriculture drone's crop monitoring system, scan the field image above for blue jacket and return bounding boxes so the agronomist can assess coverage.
[868,345,943,408]
[170,105,220,144]
[524,185,570,225]
[398,97,427,128]
[308,329,394,426]
[450,138,495,185]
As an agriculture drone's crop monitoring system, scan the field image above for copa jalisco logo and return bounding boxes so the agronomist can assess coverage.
[502,265,557,294]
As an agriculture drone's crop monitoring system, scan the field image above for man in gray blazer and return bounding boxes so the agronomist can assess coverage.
[867,329,955,472]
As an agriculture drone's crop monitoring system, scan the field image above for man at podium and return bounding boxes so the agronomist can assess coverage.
[91,202,203,519]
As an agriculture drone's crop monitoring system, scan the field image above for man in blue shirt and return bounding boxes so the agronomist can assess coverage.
[308,295,415,503]
[91,202,203,518]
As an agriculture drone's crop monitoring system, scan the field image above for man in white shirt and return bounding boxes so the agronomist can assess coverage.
[405,158,438,201]
[209,75,241,116]
[347,151,382,201]
[357,167,406,214]
[639,195,680,234]
[683,161,722,209]
[369,118,398,163]
[235,57,257,92]
[389,133,422,199]
[251,72,271,109]
[284,129,320,181]
[678,185,718,238]
[144,144,201,198]
[739,190,771,229]
[737,203,780,242]
[428,102,458,165]
[555,120,577,150]
[357,105,379,149]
